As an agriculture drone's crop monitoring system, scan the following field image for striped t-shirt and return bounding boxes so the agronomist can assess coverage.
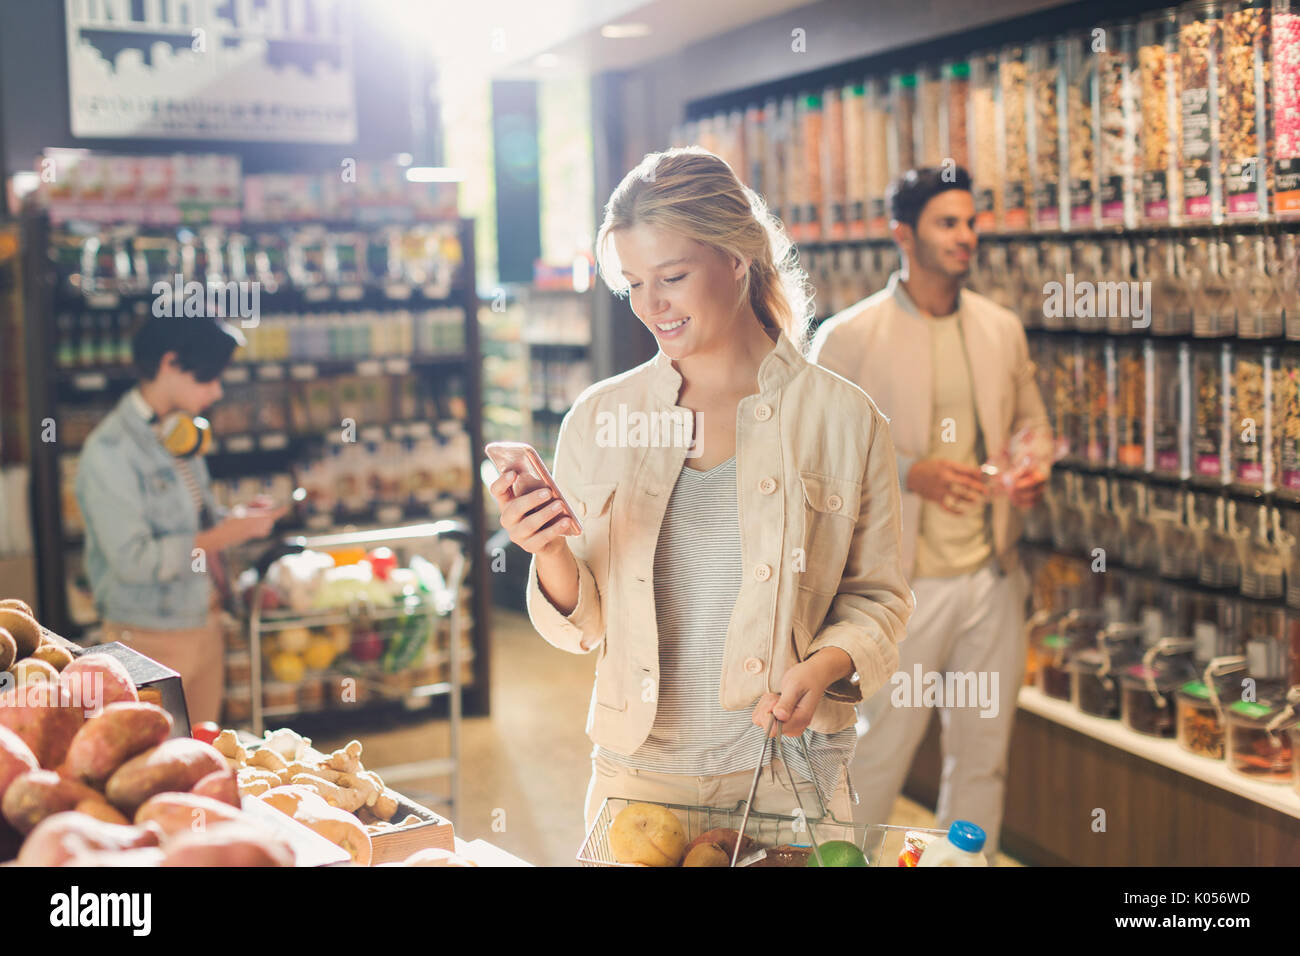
[596,455,857,807]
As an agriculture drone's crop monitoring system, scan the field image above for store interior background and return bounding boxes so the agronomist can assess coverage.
[3,0,1299,866]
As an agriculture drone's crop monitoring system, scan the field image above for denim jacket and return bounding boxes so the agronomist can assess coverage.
[75,391,220,630]
[525,329,916,755]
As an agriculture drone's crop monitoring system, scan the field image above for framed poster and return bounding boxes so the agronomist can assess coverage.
[65,0,357,143]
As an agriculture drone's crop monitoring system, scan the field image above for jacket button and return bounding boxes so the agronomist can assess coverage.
[827,494,843,511]
[744,657,765,675]
[754,563,771,581]
[754,403,772,421]
[759,477,777,494]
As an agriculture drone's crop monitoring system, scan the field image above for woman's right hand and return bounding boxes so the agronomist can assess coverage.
[489,471,578,556]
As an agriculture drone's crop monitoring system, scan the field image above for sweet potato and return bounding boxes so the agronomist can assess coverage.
[61,702,174,787]
[2,770,100,834]
[0,609,40,658]
[134,791,244,837]
[0,684,86,769]
[161,821,295,867]
[190,767,240,808]
[0,725,39,804]
[30,644,74,672]
[74,798,131,825]
[0,628,16,671]
[17,810,161,866]
[104,738,227,814]
[59,655,138,715]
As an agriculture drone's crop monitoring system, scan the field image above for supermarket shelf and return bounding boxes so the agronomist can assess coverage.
[1018,685,1300,822]
[797,220,1300,249]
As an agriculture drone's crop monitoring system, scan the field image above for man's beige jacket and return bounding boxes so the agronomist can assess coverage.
[808,271,1052,580]
[526,329,915,755]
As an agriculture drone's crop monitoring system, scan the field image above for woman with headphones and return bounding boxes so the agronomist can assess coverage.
[76,314,286,725]
[489,147,915,832]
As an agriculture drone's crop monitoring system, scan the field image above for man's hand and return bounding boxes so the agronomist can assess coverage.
[905,459,988,514]
[1008,466,1046,509]
[751,648,853,737]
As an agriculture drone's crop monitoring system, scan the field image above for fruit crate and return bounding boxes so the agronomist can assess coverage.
[577,797,947,867]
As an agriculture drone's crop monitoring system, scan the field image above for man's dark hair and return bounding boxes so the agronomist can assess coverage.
[887,165,974,229]
[132,314,245,382]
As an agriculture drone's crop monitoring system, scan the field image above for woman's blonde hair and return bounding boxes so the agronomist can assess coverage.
[595,146,814,353]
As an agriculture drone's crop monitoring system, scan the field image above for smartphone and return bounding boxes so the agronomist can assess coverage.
[483,441,582,535]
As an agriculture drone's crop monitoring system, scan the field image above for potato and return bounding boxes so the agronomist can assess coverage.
[30,644,74,672]
[0,610,40,657]
[61,702,174,787]
[0,725,39,803]
[60,655,138,715]
[0,599,34,618]
[682,843,731,867]
[161,822,295,867]
[683,827,756,861]
[190,767,240,808]
[17,810,161,866]
[2,770,101,834]
[12,658,59,693]
[105,738,227,814]
[74,798,131,825]
[0,628,16,671]
[0,684,86,769]
[608,802,687,867]
[134,791,245,837]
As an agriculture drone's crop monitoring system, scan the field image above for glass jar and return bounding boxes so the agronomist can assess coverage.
[917,64,943,166]
[1228,344,1273,492]
[1038,610,1108,700]
[821,86,846,242]
[1176,665,1245,757]
[843,86,866,239]
[1234,500,1289,597]
[799,93,824,242]
[1195,233,1236,336]
[1225,686,1296,780]
[890,70,918,176]
[1194,491,1244,586]
[1171,235,1201,333]
[1120,641,1199,736]
[864,78,890,236]
[1052,337,1081,460]
[1072,624,1145,717]
[1082,339,1109,466]
[942,59,971,171]
[1099,21,1140,227]
[1114,339,1147,469]
[1065,31,1101,228]
[1029,37,1065,230]
[1234,233,1285,338]
[1178,0,1225,223]
[1140,8,1184,223]
[1220,0,1272,220]
[1148,339,1191,478]
[1284,233,1300,338]
[1151,483,1199,578]
[1273,0,1300,216]
[970,51,1000,231]
[763,96,789,231]
[784,95,807,241]
[1191,341,1230,485]
[1276,354,1300,500]
[999,44,1032,229]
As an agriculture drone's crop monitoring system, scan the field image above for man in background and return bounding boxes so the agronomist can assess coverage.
[808,166,1050,860]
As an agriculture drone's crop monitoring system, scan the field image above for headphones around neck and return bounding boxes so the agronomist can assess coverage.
[153,413,212,458]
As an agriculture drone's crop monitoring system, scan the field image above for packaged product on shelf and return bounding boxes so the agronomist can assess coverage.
[889,71,917,178]
[1148,340,1191,478]
[1120,638,1199,736]
[1082,339,1108,466]
[941,60,972,172]
[1194,233,1236,335]
[1228,344,1273,491]
[842,86,867,238]
[784,95,806,241]
[1233,498,1289,596]
[1220,0,1272,219]
[1098,20,1141,227]
[801,94,825,242]
[1114,339,1147,469]
[1016,244,1044,328]
[1225,632,1294,779]
[1191,341,1230,483]
[1274,0,1300,215]
[822,87,846,241]
[744,102,765,195]
[969,50,1000,230]
[1051,338,1081,462]
[864,78,891,235]
[1178,0,1225,222]
[1233,232,1285,337]
[1149,483,1198,578]
[1064,31,1101,228]
[1176,654,1247,758]
[762,96,786,229]
[1028,37,1065,230]
[917,64,943,166]
[1072,623,1145,719]
[999,44,1032,229]
[1165,236,1199,333]
[1277,352,1300,497]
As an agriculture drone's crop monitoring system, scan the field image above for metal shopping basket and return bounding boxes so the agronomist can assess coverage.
[244,519,471,823]
[577,715,947,867]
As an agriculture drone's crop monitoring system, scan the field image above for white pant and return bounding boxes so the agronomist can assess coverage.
[850,562,1028,856]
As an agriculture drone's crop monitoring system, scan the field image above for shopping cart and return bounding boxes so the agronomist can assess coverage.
[577,715,947,867]
[243,519,471,824]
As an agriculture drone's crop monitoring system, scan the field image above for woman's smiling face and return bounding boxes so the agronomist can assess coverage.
[613,224,746,359]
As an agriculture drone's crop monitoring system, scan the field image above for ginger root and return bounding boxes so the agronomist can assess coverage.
[248,747,287,773]
[214,730,247,767]
[325,740,363,775]
[290,772,367,813]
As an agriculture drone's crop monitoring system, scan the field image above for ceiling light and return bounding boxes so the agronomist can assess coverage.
[601,22,651,39]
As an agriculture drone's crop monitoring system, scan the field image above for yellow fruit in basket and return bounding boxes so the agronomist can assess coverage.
[270,652,306,684]
[303,635,337,671]
[608,803,686,867]
[327,624,352,655]
[277,627,311,655]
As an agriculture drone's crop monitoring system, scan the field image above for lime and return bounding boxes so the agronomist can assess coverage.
[805,840,868,867]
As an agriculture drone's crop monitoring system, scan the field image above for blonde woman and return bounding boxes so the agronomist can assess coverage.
[488,147,914,835]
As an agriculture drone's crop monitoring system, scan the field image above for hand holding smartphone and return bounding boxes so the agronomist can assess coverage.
[484,441,582,555]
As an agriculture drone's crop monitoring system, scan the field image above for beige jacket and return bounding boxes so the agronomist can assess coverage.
[525,330,915,756]
[808,272,1052,580]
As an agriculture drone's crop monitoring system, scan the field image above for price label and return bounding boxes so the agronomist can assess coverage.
[226,435,255,453]
[223,366,250,383]
[73,372,108,391]
[257,364,285,380]
[290,363,318,380]
[303,286,330,303]
[337,284,364,302]
[384,283,412,300]
[383,357,410,375]
[356,360,382,377]
[259,432,289,450]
